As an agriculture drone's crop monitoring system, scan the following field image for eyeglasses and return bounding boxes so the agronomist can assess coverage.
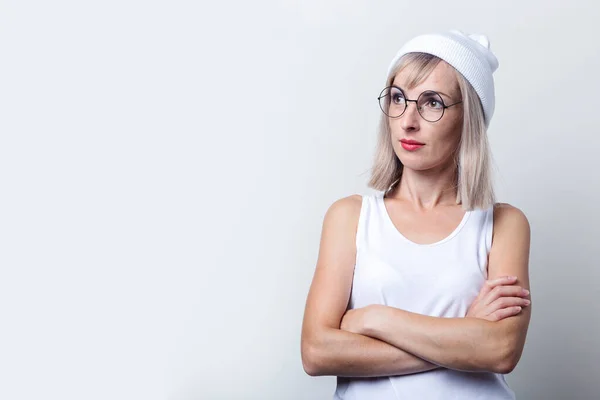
[377,86,463,122]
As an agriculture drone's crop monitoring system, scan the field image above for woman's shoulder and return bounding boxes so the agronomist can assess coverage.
[492,202,530,237]
[318,194,366,245]
[321,193,373,228]
[493,202,528,219]
[326,194,364,217]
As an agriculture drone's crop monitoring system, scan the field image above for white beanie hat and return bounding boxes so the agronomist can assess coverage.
[386,29,499,127]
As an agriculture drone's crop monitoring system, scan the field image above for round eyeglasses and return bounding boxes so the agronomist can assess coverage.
[377,86,463,122]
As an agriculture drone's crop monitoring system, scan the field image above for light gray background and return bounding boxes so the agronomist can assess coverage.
[1,0,598,399]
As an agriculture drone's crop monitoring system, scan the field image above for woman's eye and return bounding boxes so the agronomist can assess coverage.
[426,99,442,108]
[393,95,405,104]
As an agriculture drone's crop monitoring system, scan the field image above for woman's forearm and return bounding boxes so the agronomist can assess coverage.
[365,306,516,373]
[303,327,441,377]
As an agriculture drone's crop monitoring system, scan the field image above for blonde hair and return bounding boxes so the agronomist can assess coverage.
[367,53,495,210]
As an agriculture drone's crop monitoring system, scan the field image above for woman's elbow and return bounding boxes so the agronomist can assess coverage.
[301,340,323,376]
[302,352,320,376]
[492,359,516,374]
[492,339,524,374]
[493,357,518,374]
[302,326,344,376]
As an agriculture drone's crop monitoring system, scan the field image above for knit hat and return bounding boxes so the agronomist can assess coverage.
[386,29,499,127]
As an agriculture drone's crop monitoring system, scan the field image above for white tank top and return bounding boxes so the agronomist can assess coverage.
[334,191,516,400]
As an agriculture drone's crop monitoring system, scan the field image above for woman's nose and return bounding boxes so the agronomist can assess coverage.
[400,101,420,131]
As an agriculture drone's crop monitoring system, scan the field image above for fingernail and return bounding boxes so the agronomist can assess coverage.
[524,300,531,305]
[523,289,530,295]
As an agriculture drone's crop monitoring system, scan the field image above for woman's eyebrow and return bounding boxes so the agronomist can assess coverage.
[422,89,453,99]
[435,90,452,99]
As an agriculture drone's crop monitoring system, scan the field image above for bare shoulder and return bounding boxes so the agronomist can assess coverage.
[491,203,531,254]
[324,194,363,226]
[327,194,363,216]
[488,203,531,285]
[493,203,530,235]
[317,193,364,267]
[316,194,364,269]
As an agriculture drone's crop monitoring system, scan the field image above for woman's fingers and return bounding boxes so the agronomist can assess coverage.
[467,276,530,322]
[488,296,531,311]
[478,276,518,299]
[483,285,529,306]
[490,306,523,322]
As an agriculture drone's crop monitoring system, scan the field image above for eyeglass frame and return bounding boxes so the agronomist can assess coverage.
[377,85,463,122]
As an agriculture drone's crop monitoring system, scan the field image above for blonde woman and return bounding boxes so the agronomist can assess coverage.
[301,30,531,399]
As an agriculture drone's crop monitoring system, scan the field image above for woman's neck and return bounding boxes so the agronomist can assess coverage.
[390,165,458,210]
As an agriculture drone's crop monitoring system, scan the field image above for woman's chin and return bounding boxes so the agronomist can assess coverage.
[398,158,430,171]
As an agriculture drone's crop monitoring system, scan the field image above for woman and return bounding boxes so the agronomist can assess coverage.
[301,30,532,399]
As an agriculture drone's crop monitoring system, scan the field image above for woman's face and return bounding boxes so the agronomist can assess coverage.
[388,60,463,172]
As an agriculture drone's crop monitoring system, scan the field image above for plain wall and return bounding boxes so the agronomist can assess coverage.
[1,0,599,399]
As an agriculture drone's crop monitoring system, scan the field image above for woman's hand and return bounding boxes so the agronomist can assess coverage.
[466,276,531,322]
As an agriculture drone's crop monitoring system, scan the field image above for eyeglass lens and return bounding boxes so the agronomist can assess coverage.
[379,87,445,122]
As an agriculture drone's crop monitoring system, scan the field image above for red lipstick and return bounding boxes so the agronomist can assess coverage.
[400,139,425,151]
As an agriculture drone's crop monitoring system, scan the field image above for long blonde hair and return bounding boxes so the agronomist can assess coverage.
[367,53,495,210]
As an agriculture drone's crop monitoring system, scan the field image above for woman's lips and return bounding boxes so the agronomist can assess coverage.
[400,139,425,151]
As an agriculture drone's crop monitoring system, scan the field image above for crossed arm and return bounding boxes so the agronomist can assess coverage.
[340,301,529,374]
[301,197,531,377]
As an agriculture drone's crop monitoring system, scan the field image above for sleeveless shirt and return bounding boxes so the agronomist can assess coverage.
[333,191,516,400]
